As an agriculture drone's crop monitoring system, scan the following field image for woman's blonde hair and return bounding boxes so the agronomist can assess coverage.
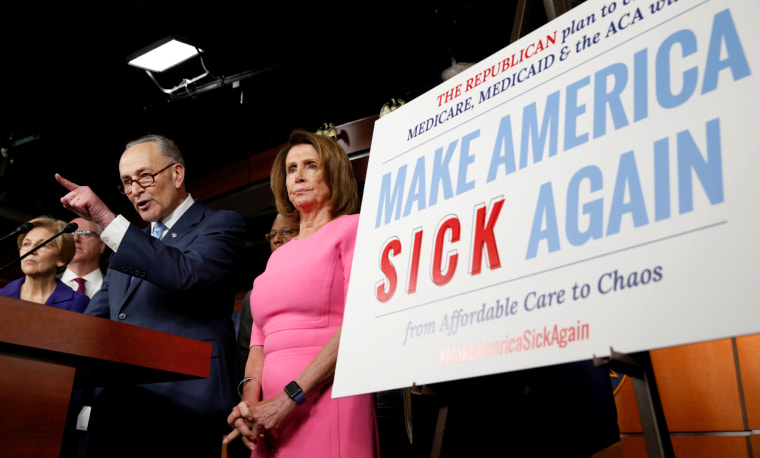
[270,129,359,220]
[17,216,75,272]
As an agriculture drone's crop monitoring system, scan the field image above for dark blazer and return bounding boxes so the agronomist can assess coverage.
[0,276,90,312]
[84,201,247,457]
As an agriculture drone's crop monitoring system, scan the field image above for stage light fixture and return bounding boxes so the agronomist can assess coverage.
[127,37,211,95]
[127,38,201,72]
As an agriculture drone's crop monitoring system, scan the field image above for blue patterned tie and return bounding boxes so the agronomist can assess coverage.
[152,222,166,240]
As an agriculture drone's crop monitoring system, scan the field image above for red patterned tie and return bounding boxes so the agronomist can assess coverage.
[74,277,86,294]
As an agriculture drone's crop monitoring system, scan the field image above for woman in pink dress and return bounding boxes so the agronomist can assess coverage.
[225,129,379,457]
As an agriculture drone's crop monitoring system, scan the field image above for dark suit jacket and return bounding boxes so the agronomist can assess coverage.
[85,201,246,455]
[0,276,90,312]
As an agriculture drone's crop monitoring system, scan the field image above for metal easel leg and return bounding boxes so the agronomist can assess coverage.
[429,405,448,458]
[594,349,675,458]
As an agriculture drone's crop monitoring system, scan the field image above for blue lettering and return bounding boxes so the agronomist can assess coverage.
[607,151,649,235]
[633,49,648,122]
[520,91,560,168]
[677,118,724,213]
[566,166,604,246]
[526,183,561,259]
[593,63,629,138]
[403,156,427,217]
[457,130,480,195]
[486,115,517,182]
[564,76,591,151]
[375,165,407,228]
[702,9,751,94]
[654,137,671,221]
[656,30,698,109]
[429,141,457,206]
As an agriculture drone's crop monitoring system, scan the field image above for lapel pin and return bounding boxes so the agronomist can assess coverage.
[171,233,177,238]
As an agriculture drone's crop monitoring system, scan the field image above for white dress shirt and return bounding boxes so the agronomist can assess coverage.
[100,194,195,251]
[61,267,104,299]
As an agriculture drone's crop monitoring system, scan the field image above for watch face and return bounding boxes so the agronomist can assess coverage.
[285,381,301,397]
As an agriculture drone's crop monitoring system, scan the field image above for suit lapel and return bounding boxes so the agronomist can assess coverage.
[117,225,152,309]
[124,273,141,299]
[116,202,205,311]
[160,202,204,248]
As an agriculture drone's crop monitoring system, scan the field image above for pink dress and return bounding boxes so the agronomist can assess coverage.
[249,214,379,457]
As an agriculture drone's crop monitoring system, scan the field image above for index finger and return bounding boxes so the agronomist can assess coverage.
[222,428,241,445]
[55,173,80,192]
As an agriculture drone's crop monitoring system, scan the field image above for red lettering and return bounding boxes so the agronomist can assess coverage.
[436,84,463,107]
[471,198,505,275]
[407,229,424,294]
[432,217,460,286]
[376,238,401,303]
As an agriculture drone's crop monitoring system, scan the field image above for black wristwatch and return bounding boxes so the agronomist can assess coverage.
[284,381,306,405]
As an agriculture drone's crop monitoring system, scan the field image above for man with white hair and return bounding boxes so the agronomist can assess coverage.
[60,217,106,298]
[56,134,246,458]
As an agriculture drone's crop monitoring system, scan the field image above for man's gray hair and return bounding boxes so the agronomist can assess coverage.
[125,134,186,167]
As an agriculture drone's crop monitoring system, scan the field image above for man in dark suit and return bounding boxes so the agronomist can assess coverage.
[56,134,247,458]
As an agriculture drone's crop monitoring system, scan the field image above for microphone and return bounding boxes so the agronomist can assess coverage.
[0,222,78,274]
[0,222,34,243]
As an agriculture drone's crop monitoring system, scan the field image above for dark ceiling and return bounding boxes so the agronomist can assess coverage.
[0,0,560,287]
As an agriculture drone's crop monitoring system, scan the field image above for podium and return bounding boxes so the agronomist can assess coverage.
[0,296,213,458]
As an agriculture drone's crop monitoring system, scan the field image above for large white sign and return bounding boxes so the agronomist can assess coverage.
[334,0,760,397]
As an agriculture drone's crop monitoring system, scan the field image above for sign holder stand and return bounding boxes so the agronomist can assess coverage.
[594,349,675,458]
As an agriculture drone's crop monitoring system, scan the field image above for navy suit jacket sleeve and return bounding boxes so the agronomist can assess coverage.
[111,207,245,293]
[86,272,111,317]
[85,203,247,317]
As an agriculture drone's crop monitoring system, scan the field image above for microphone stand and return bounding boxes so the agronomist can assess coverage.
[0,222,34,243]
[0,223,78,274]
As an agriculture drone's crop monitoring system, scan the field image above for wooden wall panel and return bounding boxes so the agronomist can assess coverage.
[649,339,744,431]
[351,155,370,183]
[188,158,251,202]
[736,334,760,430]
[615,339,745,434]
[335,115,377,155]
[670,436,750,458]
[618,437,647,457]
[614,377,642,433]
[618,436,750,458]
[248,146,279,184]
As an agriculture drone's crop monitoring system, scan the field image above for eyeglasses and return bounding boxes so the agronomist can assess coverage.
[265,229,298,242]
[74,230,99,239]
[118,163,176,194]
